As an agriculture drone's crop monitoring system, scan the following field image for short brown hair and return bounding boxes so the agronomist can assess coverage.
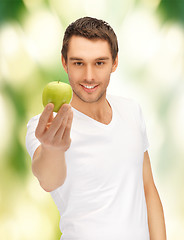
[61,17,119,63]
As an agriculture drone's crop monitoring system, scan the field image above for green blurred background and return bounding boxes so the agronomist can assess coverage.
[0,0,184,239]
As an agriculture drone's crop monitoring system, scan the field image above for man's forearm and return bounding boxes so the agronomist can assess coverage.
[32,145,67,192]
[145,184,167,240]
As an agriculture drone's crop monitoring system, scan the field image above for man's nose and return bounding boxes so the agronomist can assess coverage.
[84,65,94,81]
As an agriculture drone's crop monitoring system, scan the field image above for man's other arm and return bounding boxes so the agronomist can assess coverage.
[143,151,167,240]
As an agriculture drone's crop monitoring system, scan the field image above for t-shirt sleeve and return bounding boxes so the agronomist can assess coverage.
[136,103,150,152]
[25,115,41,160]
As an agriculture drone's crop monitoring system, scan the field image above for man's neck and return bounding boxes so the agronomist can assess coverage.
[71,94,112,124]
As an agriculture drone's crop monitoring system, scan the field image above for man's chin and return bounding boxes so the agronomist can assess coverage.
[73,90,106,104]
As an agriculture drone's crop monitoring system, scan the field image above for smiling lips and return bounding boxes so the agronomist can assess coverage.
[80,84,99,93]
[83,85,96,89]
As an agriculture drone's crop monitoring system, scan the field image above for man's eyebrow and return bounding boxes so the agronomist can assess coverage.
[69,57,83,61]
[95,57,110,61]
[69,57,110,61]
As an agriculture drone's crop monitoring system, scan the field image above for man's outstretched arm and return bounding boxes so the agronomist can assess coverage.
[143,151,167,240]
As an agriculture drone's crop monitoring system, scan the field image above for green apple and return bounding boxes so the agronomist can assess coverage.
[42,81,73,112]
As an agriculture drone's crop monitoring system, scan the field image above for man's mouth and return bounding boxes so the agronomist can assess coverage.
[80,84,99,93]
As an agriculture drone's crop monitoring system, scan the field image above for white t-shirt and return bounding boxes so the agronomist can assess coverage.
[26,94,150,240]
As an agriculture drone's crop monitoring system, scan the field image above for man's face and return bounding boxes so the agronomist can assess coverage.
[62,36,118,104]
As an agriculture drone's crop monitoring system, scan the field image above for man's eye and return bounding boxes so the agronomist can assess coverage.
[96,62,104,66]
[75,62,83,66]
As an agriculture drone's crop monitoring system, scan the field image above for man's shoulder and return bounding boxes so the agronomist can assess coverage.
[27,114,41,126]
[26,111,57,126]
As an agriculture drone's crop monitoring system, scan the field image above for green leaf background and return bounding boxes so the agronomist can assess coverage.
[0,0,184,239]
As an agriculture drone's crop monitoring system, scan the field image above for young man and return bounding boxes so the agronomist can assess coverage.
[26,17,166,240]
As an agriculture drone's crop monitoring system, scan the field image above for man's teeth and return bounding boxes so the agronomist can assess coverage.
[84,85,96,89]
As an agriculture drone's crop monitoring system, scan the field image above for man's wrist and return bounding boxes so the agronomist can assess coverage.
[41,143,65,155]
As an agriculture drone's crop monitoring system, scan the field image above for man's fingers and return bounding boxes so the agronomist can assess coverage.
[53,114,69,143]
[48,107,54,123]
[35,103,54,138]
[62,109,73,141]
[46,104,71,137]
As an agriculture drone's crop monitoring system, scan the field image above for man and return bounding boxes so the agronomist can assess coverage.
[26,17,166,240]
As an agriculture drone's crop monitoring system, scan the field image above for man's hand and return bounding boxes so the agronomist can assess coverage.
[32,103,73,191]
[35,103,73,152]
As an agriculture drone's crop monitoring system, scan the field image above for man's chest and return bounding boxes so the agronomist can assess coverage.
[65,120,144,188]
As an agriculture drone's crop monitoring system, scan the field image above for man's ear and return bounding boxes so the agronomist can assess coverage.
[111,54,118,73]
[61,55,68,73]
